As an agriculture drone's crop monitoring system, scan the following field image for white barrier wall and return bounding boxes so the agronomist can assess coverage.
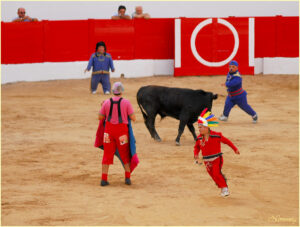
[1,58,298,84]
[262,58,299,75]
[1,60,174,84]
[254,58,299,74]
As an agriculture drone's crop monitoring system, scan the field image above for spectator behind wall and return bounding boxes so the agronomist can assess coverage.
[12,8,38,22]
[111,5,131,20]
[132,6,150,19]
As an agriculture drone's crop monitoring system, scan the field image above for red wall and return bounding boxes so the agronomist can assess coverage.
[176,17,254,76]
[255,16,299,58]
[1,18,174,64]
[1,16,298,64]
[2,21,45,64]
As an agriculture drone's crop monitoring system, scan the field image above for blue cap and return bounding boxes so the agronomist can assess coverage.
[229,60,238,67]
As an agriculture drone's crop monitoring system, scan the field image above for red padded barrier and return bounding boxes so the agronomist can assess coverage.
[255,16,299,58]
[89,19,135,60]
[1,21,44,64]
[43,20,90,62]
[1,17,299,65]
[134,18,174,59]
[175,17,254,76]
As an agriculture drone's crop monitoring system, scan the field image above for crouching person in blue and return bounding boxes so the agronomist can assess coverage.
[85,41,115,95]
[219,60,258,123]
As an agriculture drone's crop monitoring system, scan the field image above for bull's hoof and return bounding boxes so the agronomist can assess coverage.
[154,136,161,142]
[175,141,181,146]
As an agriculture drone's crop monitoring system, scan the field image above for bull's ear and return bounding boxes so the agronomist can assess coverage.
[212,94,218,100]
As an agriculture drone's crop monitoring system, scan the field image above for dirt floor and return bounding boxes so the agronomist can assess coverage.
[1,74,299,226]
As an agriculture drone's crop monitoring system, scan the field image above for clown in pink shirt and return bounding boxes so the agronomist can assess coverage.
[98,82,136,186]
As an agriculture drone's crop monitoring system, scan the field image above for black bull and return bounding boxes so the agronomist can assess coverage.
[137,85,218,145]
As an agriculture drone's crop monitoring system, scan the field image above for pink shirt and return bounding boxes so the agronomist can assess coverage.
[100,96,134,124]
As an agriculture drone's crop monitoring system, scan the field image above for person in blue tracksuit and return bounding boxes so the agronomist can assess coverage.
[219,60,258,123]
[85,41,115,95]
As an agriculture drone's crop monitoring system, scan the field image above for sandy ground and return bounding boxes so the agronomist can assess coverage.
[1,74,299,226]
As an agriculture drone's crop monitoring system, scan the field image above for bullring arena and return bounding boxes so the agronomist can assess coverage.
[1,74,298,225]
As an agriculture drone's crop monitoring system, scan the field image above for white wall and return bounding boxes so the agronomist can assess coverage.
[1,60,174,84]
[2,58,298,84]
[1,1,298,22]
[262,58,299,75]
[255,58,299,74]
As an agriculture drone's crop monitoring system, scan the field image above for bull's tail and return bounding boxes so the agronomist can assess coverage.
[137,87,149,122]
[137,99,148,122]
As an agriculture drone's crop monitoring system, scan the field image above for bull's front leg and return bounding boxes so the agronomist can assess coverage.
[175,119,188,146]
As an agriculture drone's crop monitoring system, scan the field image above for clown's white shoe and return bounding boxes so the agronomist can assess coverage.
[221,187,230,197]
[252,114,258,124]
[219,115,228,121]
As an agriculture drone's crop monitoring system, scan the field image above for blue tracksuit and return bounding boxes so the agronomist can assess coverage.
[86,52,115,93]
[222,70,256,117]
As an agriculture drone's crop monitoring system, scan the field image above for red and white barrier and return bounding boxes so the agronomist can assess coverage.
[1,17,298,84]
[174,17,255,76]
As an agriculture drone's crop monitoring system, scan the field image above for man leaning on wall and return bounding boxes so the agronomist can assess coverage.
[111,5,131,20]
[132,6,150,19]
[12,8,38,22]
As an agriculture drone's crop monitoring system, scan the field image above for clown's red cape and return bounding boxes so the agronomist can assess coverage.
[94,118,139,173]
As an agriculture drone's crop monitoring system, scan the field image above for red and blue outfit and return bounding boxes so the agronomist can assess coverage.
[193,130,237,188]
[222,70,256,118]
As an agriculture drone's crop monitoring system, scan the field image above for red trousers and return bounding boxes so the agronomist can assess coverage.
[204,156,227,188]
[102,122,130,165]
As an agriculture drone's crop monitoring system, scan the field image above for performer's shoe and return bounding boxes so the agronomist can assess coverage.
[219,115,228,121]
[100,180,109,186]
[252,114,258,124]
[125,178,132,185]
[104,91,110,95]
[91,90,97,94]
[221,187,230,197]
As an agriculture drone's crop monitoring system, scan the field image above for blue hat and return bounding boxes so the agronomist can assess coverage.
[229,60,238,67]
